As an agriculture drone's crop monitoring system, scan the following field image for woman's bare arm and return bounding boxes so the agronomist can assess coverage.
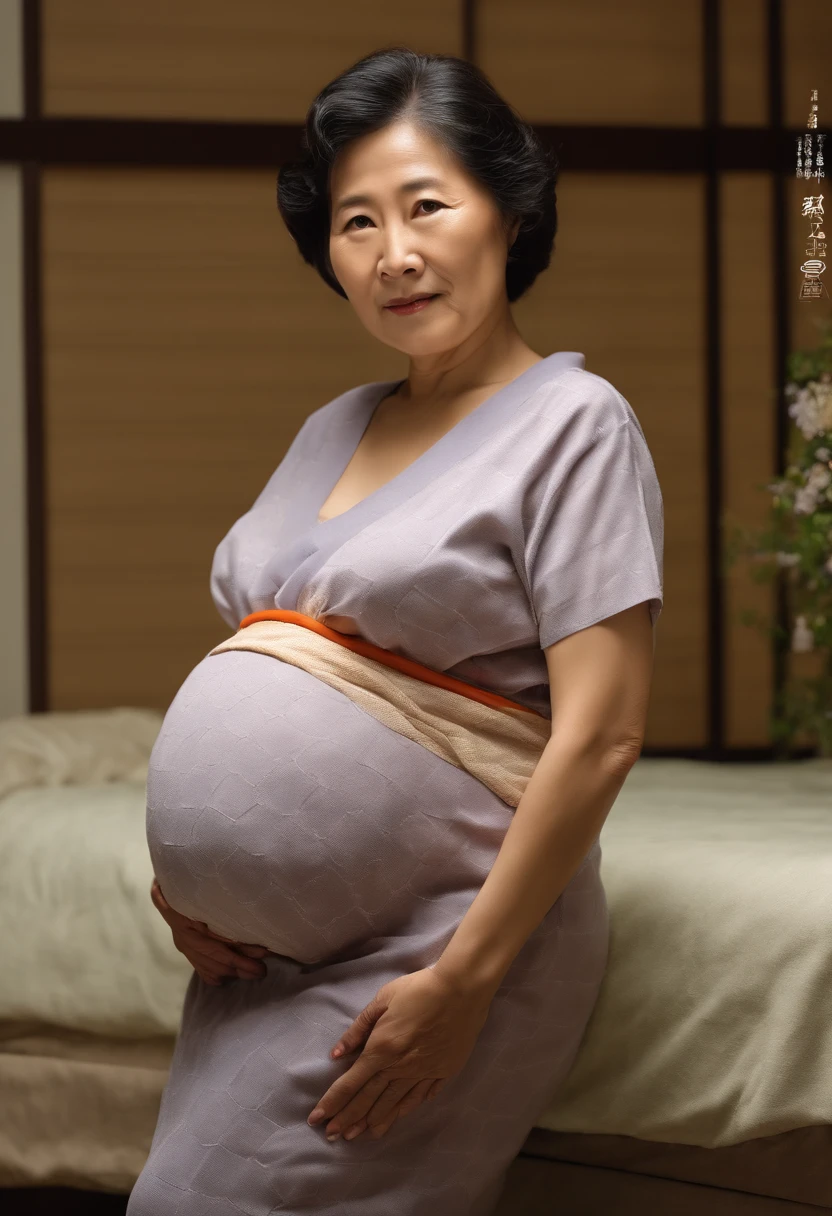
[432,600,654,996]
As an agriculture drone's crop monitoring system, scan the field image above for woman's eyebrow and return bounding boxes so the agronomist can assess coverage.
[334,176,447,215]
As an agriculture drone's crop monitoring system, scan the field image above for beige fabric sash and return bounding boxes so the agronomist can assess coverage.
[209,618,551,808]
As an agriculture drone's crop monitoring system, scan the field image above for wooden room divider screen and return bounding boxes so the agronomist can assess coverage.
[1,0,830,757]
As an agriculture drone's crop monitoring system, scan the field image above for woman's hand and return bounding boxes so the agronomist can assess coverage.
[307,967,494,1142]
[150,877,273,987]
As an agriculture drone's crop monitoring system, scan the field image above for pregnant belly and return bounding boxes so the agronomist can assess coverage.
[146,649,513,964]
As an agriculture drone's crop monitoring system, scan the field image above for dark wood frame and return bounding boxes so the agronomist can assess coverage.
[0,0,819,756]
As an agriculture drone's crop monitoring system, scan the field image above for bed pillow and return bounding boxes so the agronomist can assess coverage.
[0,708,164,800]
[0,778,191,1036]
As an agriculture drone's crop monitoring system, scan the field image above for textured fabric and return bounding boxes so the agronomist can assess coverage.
[0,779,190,1037]
[6,753,832,1157]
[208,352,663,717]
[129,351,664,1215]
[209,614,551,808]
[0,1024,173,1192]
[539,756,832,1148]
[3,1028,830,1208]
[0,707,162,800]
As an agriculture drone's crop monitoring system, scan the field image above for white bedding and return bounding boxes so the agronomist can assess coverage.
[541,756,832,1147]
[0,708,191,1037]
[1,709,831,1147]
[0,779,191,1037]
[0,707,163,800]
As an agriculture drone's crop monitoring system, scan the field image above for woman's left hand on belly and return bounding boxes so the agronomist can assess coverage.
[306,969,494,1143]
[150,878,273,986]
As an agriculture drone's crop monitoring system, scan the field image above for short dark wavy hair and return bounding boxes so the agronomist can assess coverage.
[277,47,560,304]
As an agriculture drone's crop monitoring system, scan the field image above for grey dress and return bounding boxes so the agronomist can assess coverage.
[127,350,664,1215]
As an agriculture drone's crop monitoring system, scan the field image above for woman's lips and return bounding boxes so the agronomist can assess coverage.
[384,294,440,315]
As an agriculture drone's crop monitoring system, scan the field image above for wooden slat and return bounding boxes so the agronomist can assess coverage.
[43,167,704,745]
[721,173,776,746]
[42,0,460,120]
[783,1,832,128]
[480,0,702,126]
[721,0,768,127]
[42,167,406,710]
[40,5,811,748]
[513,173,707,748]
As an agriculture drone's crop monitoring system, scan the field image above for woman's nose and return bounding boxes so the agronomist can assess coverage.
[378,233,422,276]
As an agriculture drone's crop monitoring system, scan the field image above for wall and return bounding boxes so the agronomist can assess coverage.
[0,0,27,720]
[5,1,832,752]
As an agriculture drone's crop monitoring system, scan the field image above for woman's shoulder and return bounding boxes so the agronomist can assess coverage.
[524,365,661,502]
[536,364,645,435]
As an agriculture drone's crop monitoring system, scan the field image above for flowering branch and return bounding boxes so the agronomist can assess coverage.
[724,321,832,757]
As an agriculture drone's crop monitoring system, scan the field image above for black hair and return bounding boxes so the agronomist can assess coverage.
[277,46,559,304]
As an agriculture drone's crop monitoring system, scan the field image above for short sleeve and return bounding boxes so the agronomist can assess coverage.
[522,392,664,650]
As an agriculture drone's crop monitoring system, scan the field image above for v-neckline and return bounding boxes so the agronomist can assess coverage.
[315,377,407,525]
[313,351,585,529]
[247,350,586,618]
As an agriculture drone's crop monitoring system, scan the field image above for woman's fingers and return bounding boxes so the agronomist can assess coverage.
[198,926,237,943]
[204,933,270,959]
[151,879,270,978]
[395,1076,436,1115]
[341,1117,370,1140]
[343,1078,434,1141]
[180,948,237,984]
[191,944,264,980]
[368,1112,399,1139]
[150,882,171,919]
[194,964,230,986]
[196,968,237,987]
[193,935,266,976]
[172,937,230,975]
[326,1078,413,1140]
[364,1078,422,1133]
[153,888,270,959]
[368,1077,434,1136]
[185,919,268,956]
[186,950,235,985]
[152,895,191,935]
[321,1073,391,1139]
[170,929,258,979]
[232,943,271,958]
[150,879,179,920]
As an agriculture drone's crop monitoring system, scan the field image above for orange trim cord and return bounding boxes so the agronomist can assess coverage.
[238,609,547,719]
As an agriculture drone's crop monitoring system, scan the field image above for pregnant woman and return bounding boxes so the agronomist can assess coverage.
[128,47,663,1216]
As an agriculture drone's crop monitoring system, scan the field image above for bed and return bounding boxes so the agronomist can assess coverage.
[1,709,830,1213]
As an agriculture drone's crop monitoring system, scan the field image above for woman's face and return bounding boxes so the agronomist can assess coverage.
[328,120,519,358]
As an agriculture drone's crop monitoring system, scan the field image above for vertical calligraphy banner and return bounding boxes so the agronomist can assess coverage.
[798,89,828,300]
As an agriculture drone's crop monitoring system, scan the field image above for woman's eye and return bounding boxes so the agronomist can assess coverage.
[344,200,444,231]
